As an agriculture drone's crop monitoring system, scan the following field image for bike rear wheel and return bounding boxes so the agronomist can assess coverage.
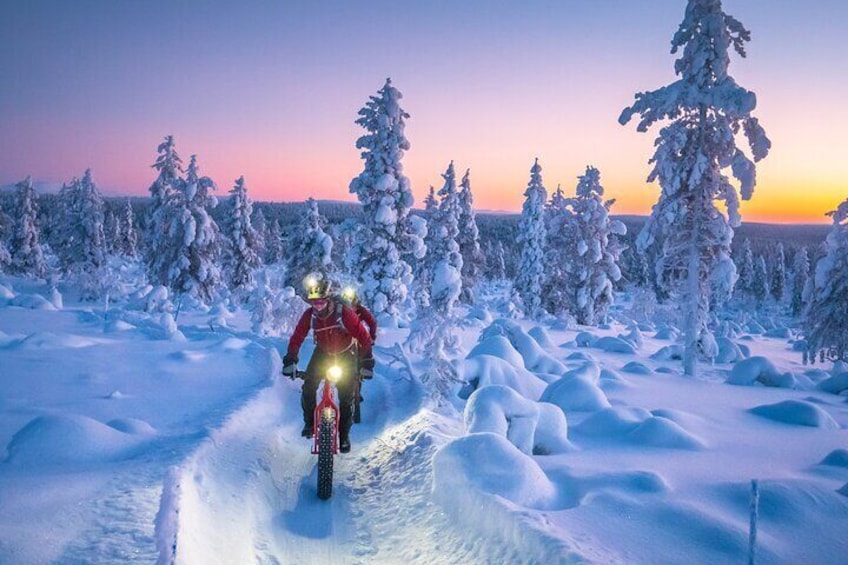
[316,410,335,500]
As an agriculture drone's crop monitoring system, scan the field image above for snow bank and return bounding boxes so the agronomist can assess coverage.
[749,400,840,428]
[468,335,525,369]
[651,344,685,361]
[715,337,747,364]
[4,414,150,465]
[573,407,652,437]
[628,416,706,450]
[11,331,103,349]
[433,433,557,509]
[726,357,798,388]
[527,325,556,349]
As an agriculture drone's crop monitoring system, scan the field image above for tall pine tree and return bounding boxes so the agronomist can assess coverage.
[457,169,484,304]
[348,78,423,319]
[9,176,47,278]
[515,159,548,320]
[620,0,770,375]
[224,176,262,296]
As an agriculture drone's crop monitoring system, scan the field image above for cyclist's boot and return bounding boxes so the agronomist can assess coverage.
[301,422,313,438]
[339,435,351,453]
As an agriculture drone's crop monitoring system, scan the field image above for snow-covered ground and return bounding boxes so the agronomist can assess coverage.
[1,276,846,564]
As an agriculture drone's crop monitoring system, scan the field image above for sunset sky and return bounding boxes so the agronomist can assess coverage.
[1,0,845,224]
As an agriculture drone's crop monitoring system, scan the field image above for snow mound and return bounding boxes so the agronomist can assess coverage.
[628,416,706,450]
[749,401,839,428]
[565,351,595,362]
[654,326,679,341]
[107,418,157,436]
[527,325,556,349]
[622,361,652,375]
[533,403,573,455]
[819,372,848,395]
[479,320,566,374]
[468,335,525,369]
[433,433,557,509]
[460,355,547,401]
[726,357,797,388]
[715,337,747,364]
[9,293,57,310]
[465,385,570,455]
[651,344,685,361]
[465,385,541,454]
[573,407,653,437]
[593,336,636,354]
[5,414,148,465]
[541,363,610,412]
[820,449,848,468]
[599,368,630,389]
[763,327,791,338]
[575,331,598,347]
[839,483,848,498]
[105,319,136,332]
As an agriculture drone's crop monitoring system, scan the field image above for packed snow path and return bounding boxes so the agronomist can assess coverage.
[161,344,569,565]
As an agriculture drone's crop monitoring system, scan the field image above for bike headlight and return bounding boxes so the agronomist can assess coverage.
[327,365,343,383]
[342,286,356,301]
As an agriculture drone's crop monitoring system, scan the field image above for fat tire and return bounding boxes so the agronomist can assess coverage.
[316,411,335,500]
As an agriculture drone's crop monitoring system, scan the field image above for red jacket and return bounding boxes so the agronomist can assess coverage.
[287,300,372,358]
[356,304,377,340]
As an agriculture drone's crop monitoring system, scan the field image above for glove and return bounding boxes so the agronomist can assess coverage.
[360,357,375,380]
[369,329,377,342]
[282,353,298,379]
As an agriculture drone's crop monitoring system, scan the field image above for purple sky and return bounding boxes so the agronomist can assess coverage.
[1,0,846,222]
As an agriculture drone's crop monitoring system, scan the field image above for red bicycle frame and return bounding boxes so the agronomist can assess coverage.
[312,378,339,455]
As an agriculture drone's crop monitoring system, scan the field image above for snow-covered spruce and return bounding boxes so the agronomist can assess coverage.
[515,158,548,320]
[790,246,809,316]
[620,0,770,375]
[223,176,262,298]
[770,242,786,302]
[555,166,626,325]
[407,162,463,367]
[56,169,108,299]
[457,169,485,304]
[803,198,848,363]
[348,78,424,320]
[119,199,138,259]
[284,198,333,292]
[8,176,48,279]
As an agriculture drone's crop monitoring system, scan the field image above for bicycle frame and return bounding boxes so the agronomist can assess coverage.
[312,377,339,455]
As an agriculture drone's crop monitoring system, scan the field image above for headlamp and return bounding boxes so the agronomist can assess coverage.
[327,365,343,383]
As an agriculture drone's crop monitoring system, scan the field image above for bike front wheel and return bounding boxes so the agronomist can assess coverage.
[316,409,335,500]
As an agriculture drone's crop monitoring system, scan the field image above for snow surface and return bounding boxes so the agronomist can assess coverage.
[1,276,847,564]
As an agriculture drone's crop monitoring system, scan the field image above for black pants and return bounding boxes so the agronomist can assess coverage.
[301,348,358,441]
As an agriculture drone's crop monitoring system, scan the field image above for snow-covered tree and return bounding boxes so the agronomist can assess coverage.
[224,176,262,296]
[56,169,108,298]
[168,154,223,304]
[348,78,424,319]
[619,0,771,375]
[752,255,769,304]
[543,184,574,315]
[560,166,627,325]
[514,159,548,319]
[285,198,333,292]
[804,200,848,363]
[407,162,463,353]
[770,242,786,302]
[145,135,184,286]
[735,238,755,296]
[119,199,138,258]
[8,176,47,278]
[791,246,809,316]
[265,219,285,265]
[457,169,484,304]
